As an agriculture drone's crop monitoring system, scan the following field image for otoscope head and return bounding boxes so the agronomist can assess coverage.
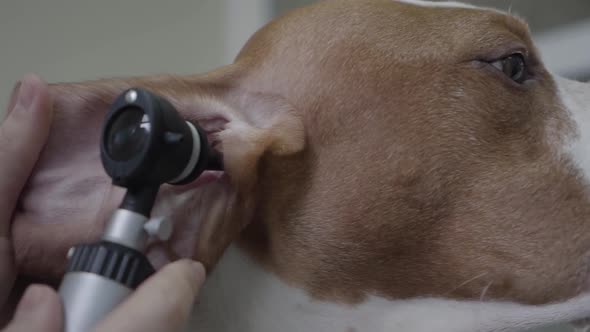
[99,88,223,216]
[100,88,222,190]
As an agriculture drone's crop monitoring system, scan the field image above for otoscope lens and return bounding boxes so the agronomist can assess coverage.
[106,108,150,161]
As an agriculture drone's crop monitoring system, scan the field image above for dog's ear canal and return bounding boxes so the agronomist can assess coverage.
[191,88,306,189]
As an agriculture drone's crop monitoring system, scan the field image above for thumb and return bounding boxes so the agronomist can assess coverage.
[94,259,206,332]
[2,285,63,332]
[0,75,53,234]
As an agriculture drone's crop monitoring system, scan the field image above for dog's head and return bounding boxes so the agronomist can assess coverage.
[12,0,590,328]
[231,0,590,307]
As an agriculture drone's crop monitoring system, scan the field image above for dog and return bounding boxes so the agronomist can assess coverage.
[8,0,590,331]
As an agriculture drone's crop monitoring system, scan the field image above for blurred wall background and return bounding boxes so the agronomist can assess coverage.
[0,0,270,117]
[1,0,589,114]
[1,1,589,331]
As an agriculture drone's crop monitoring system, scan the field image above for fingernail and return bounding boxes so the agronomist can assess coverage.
[6,81,21,114]
[189,260,206,286]
[16,78,37,110]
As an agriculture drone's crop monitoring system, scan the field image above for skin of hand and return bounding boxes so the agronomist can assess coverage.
[0,75,207,331]
[0,75,54,309]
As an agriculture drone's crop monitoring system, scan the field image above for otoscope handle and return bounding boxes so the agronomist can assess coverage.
[58,241,154,332]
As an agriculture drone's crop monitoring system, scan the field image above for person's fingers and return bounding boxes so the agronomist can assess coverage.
[0,75,53,236]
[0,75,53,309]
[94,260,206,332]
[1,285,63,332]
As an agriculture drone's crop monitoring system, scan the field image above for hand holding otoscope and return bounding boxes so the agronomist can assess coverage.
[58,88,223,332]
[0,77,216,332]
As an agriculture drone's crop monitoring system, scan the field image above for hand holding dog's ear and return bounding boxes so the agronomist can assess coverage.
[0,76,64,331]
[0,76,54,309]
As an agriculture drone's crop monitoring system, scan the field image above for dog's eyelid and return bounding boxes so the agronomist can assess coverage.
[478,46,528,63]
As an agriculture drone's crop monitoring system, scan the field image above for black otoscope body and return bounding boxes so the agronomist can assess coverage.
[57,88,222,332]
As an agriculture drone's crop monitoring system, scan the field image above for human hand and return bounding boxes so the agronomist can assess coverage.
[1,75,207,332]
[2,259,206,332]
[0,76,54,308]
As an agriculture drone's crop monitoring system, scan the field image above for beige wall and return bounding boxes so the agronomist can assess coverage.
[0,0,229,116]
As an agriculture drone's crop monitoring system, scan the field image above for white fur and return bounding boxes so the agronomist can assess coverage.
[182,245,589,332]
[558,78,590,183]
[395,0,508,16]
[395,0,475,9]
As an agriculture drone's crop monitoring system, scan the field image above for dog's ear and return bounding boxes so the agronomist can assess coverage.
[177,88,306,190]
[47,72,306,192]
[12,71,305,277]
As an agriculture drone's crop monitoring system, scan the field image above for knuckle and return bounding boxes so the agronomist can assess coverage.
[0,124,14,148]
[152,263,198,322]
[162,263,197,298]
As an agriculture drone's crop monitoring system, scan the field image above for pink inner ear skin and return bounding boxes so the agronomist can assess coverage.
[146,172,235,270]
[171,171,225,191]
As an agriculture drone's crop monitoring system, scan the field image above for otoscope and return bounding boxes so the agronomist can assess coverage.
[57,88,222,332]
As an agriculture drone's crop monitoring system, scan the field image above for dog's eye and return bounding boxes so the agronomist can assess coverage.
[490,54,527,84]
